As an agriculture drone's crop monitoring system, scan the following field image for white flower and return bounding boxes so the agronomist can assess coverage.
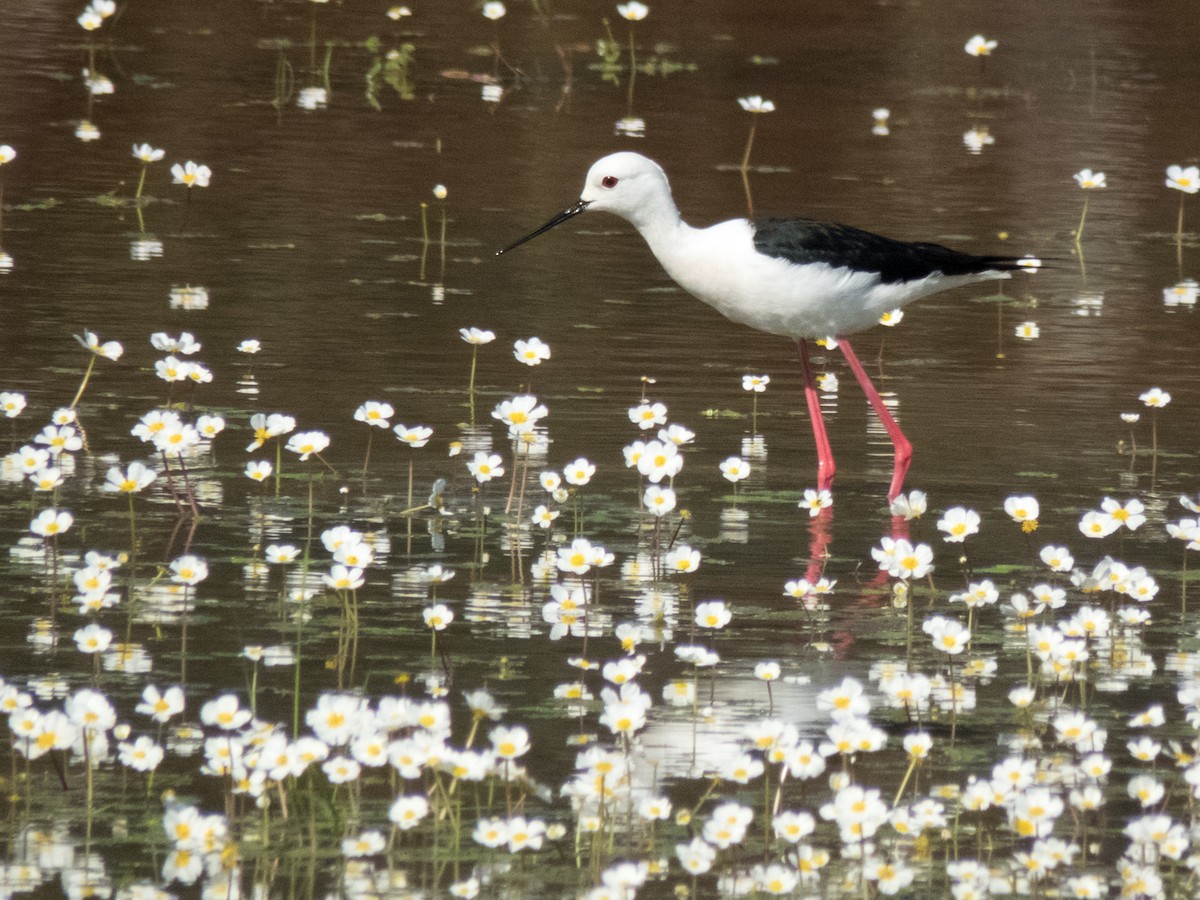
[0,391,27,418]
[720,456,750,482]
[923,615,969,654]
[75,329,124,360]
[286,430,330,460]
[74,623,113,654]
[563,457,596,486]
[482,2,506,20]
[30,509,74,537]
[695,600,731,629]
[1078,510,1120,539]
[132,143,166,163]
[738,96,775,113]
[389,795,429,830]
[170,555,209,585]
[964,34,997,56]
[742,374,769,393]
[245,460,272,482]
[629,401,667,430]
[799,488,832,517]
[466,451,504,483]
[1166,164,1200,194]
[513,337,550,366]
[889,490,927,520]
[1073,168,1105,189]
[104,461,157,494]
[936,506,980,543]
[171,161,211,188]
[643,485,676,516]
[616,1,649,21]
[394,424,433,448]
[354,401,394,429]
[423,604,454,631]
[664,544,700,573]
[459,327,496,345]
[1004,495,1039,523]
[1139,387,1171,408]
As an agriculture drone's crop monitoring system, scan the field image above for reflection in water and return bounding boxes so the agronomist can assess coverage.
[297,86,328,110]
[168,285,209,310]
[1163,278,1198,309]
[614,116,646,139]
[1071,292,1104,316]
[871,107,890,137]
[962,124,994,154]
[74,119,100,142]
[129,236,163,261]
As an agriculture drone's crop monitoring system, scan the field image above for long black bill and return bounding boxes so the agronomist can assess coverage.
[496,199,590,255]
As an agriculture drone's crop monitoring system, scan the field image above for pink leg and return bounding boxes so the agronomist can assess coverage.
[796,339,835,492]
[838,338,913,502]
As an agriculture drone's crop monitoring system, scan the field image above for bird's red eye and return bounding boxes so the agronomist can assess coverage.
[602,175,619,189]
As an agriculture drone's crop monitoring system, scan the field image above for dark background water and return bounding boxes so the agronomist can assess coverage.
[0,0,1198,893]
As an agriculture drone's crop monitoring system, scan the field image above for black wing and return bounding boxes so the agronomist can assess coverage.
[752,217,1023,285]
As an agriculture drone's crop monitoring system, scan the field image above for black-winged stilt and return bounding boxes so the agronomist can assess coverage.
[498,151,1029,501]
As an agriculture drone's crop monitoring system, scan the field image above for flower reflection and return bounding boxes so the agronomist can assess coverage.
[1070,292,1103,316]
[130,236,164,261]
[872,107,890,136]
[83,69,113,95]
[75,120,101,142]
[169,285,209,310]
[719,506,749,543]
[615,116,646,138]
[962,126,994,154]
[1163,278,1198,308]
[297,86,328,110]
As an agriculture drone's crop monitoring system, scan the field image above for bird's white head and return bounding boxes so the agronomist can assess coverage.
[497,151,676,255]
[579,152,673,226]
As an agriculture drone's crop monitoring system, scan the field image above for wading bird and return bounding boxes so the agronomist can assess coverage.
[499,151,1029,501]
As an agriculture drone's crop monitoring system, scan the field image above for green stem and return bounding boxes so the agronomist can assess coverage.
[468,346,478,425]
[893,757,918,807]
[250,661,258,718]
[309,4,318,74]
[69,355,98,410]
[741,116,758,172]
[361,428,374,484]
[1074,196,1088,244]
[135,163,148,202]
[625,24,637,116]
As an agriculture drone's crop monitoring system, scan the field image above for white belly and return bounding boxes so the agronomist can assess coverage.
[649,219,1008,339]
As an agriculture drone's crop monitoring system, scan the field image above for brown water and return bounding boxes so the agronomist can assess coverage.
[1,1,1198,897]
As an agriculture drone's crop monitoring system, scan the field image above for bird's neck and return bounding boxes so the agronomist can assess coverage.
[627,198,690,262]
